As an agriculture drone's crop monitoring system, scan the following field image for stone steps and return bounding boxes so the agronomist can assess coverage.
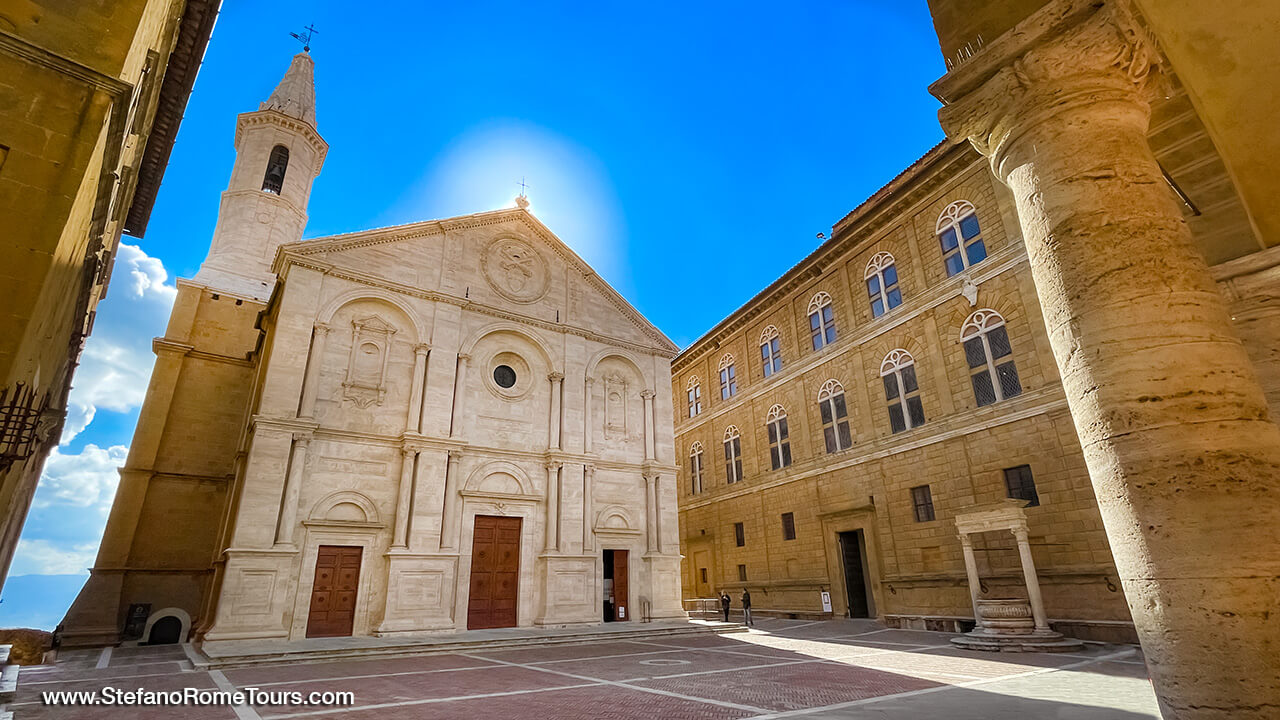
[194,622,748,670]
[0,644,18,706]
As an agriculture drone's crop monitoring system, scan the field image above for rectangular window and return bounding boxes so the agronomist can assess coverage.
[911,485,935,522]
[720,364,737,400]
[768,417,792,470]
[689,452,703,494]
[734,522,745,547]
[738,564,747,582]
[687,384,702,417]
[810,305,837,350]
[724,436,742,484]
[700,568,708,583]
[761,337,782,378]
[1004,465,1040,506]
[781,512,796,541]
[821,394,853,453]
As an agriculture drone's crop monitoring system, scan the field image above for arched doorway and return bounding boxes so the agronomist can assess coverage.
[146,616,183,645]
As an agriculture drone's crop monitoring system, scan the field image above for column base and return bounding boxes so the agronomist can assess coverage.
[950,627,1084,653]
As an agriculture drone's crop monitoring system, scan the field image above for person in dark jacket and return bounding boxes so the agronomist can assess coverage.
[741,589,753,626]
[719,592,731,622]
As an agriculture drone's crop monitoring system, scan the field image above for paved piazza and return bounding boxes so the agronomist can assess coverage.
[16,619,1160,719]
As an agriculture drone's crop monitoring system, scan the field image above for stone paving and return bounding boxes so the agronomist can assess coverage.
[12,618,1161,719]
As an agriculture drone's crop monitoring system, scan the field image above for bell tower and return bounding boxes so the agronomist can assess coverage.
[193,51,326,300]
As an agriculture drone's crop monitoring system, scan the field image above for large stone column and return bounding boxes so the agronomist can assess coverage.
[641,389,656,461]
[273,435,309,546]
[643,472,657,554]
[544,461,561,552]
[392,447,416,548]
[958,534,982,629]
[931,3,1280,716]
[582,463,595,551]
[583,377,594,454]
[439,450,462,550]
[449,353,469,438]
[406,344,429,433]
[1011,527,1048,632]
[298,324,330,419]
[548,372,564,450]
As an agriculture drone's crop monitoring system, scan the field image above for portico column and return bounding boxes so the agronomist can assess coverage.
[1011,527,1048,632]
[932,3,1280,716]
[274,435,309,546]
[643,473,657,553]
[392,447,416,548]
[544,461,561,552]
[582,463,595,551]
[641,389,656,461]
[406,344,429,433]
[439,451,462,550]
[958,533,982,629]
[449,353,470,438]
[548,372,564,450]
[583,377,594,454]
[298,324,330,419]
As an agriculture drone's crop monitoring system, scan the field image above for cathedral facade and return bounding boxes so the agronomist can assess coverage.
[61,51,685,646]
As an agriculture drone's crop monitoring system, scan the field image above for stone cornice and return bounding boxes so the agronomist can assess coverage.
[235,109,328,166]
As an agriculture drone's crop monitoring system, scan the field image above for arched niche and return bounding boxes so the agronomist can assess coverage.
[308,490,382,526]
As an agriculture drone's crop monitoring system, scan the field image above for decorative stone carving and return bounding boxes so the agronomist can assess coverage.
[604,373,628,438]
[342,315,397,407]
[481,237,550,304]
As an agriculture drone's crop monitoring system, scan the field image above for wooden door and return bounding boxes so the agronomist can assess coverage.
[467,515,522,629]
[306,545,362,638]
[840,530,871,618]
[613,550,629,621]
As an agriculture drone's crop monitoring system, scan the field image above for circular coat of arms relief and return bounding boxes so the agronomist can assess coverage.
[481,237,550,303]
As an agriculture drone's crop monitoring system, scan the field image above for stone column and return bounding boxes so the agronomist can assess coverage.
[931,4,1280,716]
[544,461,561,552]
[298,324,329,419]
[641,389,656,461]
[274,435,309,546]
[439,451,462,550]
[392,447,416,548]
[582,463,595,551]
[406,344,429,433]
[449,354,470,438]
[583,377,594,454]
[1012,527,1048,632]
[643,473,657,553]
[548,372,564,450]
[958,533,982,629]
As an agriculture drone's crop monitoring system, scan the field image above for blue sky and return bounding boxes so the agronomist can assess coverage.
[1,1,947,630]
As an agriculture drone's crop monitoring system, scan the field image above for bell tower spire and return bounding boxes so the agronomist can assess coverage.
[192,51,327,300]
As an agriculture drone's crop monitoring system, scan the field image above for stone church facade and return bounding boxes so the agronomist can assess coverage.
[61,51,684,647]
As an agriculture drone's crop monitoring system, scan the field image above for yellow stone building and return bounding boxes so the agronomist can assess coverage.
[0,0,218,592]
[674,127,1279,644]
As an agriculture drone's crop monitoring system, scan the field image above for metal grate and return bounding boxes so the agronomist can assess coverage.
[0,383,49,470]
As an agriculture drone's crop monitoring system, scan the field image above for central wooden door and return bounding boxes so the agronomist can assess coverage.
[306,545,362,638]
[613,549,629,621]
[467,515,521,629]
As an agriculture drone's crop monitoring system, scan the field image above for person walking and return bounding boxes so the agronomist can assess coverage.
[719,592,731,622]
[741,589,753,626]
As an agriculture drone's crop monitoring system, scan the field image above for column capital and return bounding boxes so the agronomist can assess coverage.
[959,533,973,548]
[447,449,464,463]
[544,460,563,471]
[457,353,471,363]
[401,446,421,459]
[930,0,1161,178]
[314,322,333,336]
[291,432,312,445]
[583,463,596,476]
[584,376,595,387]
[640,389,656,400]
[413,343,431,356]
[548,372,565,383]
[1011,526,1031,542]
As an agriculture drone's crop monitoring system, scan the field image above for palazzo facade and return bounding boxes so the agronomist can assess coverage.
[60,51,684,647]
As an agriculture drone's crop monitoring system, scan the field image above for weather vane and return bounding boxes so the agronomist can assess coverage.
[517,177,530,198]
[515,177,531,209]
[290,24,319,53]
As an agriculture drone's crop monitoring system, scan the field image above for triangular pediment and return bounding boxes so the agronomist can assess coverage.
[275,208,677,355]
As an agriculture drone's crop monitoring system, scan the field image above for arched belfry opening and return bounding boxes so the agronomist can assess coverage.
[262,144,289,194]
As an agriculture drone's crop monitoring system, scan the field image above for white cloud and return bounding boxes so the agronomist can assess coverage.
[9,539,97,576]
[32,444,127,514]
[60,243,175,444]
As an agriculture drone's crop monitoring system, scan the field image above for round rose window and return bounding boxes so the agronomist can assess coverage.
[493,365,517,389]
